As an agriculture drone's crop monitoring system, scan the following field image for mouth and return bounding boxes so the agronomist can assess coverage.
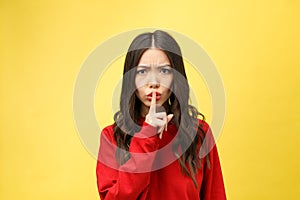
[146,92,161,101]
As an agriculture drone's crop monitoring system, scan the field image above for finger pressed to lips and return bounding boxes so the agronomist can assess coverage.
[147,91,162,101]
[144,91,174,138]
[147,96,161,101]
[149,91,156,113]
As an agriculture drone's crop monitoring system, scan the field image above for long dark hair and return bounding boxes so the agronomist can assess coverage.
[113,30,209,187]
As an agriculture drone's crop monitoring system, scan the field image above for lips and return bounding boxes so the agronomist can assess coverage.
[147,92,161,101]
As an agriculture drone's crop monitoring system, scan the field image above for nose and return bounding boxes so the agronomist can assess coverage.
[148,73,160,88]
[149,81,160,89]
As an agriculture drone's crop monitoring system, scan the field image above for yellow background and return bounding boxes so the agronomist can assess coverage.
[1,0,299,199]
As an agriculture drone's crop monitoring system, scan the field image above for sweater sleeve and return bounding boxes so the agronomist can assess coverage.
[96,122,159,200]
[200,124,227,200]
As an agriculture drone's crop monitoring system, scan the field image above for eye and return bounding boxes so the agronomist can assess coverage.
[136,69,147,75]
[160,67,172,74]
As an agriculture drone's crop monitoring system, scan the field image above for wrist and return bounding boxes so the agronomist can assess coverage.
[134,121,157,138]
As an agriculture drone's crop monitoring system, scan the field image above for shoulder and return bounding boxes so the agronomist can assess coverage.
[197,119,216,154]
[197,119,215,146]
[197,118,210,134]
[101,123,115,133]
[100,123,116,144]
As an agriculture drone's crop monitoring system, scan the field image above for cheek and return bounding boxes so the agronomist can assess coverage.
[135,77,147,90]
[160,75,173,89]
[135,86,144,100]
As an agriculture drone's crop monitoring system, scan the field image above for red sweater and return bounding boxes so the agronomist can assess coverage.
[96,119,226,200]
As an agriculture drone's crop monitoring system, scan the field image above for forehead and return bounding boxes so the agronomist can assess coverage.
[138,49,170,65]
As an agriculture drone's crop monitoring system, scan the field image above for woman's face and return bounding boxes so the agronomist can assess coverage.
[135,48,174,116]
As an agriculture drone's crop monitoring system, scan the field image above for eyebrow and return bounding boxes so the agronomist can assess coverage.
[136,64,171,68]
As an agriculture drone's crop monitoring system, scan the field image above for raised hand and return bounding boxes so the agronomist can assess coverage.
[145,91,173,139]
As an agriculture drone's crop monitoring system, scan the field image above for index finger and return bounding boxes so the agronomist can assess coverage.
[149,91,156,114]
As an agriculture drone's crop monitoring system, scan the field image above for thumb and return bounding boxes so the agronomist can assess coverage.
[167,114,174,123]
[164,114,174,132]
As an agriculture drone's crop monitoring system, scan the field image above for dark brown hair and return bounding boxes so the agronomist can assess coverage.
[113,30,209,187]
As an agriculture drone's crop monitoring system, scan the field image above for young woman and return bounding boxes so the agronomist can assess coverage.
[96,30,226,200]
